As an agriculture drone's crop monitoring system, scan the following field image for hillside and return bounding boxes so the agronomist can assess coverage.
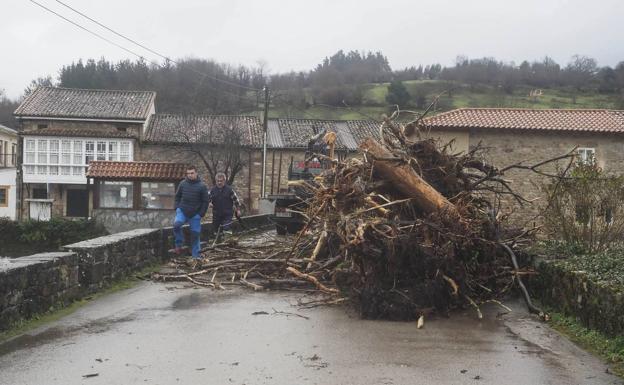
[269,80,624,121]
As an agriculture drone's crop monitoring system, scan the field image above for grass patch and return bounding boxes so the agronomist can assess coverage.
[548,310,624,377]
[0,264,161,343]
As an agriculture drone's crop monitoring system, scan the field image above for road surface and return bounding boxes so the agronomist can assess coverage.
[0,278,621,385]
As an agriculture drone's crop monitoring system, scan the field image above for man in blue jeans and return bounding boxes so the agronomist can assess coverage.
[173,165,209,260]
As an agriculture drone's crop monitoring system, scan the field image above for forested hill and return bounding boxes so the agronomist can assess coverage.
[1,51,623,127]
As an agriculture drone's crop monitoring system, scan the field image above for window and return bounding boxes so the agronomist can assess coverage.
[49,140,59,164]
[33,188,47,199]
[61,140,71,165]
[11,143,16,165]
[108,142,118,161]
[99,181,134,208]
[0,186,8,207]
[577,148,595,165]
[37,124,48,129]
[25,139,35,164]
[85,141,95,164]
[72,140,83,165]
[141,182,175,209]
[97,141,106,161]
[120,142,130,161]
[24,165,35,175]
[37,139,47,164]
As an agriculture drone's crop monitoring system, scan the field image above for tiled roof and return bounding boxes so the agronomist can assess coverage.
[144,114,263,146]
[87,161,188,181]
[276,119,350,149]
[144,114,380,150]
[14,87,156,121]
[422,108,624,133]
[345,120,381,145]
[21,126,136,138]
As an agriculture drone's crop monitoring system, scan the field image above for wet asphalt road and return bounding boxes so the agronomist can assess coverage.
[0,280,621,385]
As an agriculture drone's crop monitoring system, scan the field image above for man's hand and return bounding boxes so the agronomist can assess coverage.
[235,208,241,217]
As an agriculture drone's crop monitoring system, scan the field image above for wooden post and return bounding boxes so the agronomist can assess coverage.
[276,152,283,193]
[359,138,458,217]
[270,150,276,195]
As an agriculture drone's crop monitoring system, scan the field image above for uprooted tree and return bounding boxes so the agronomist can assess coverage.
[154,111,573,322]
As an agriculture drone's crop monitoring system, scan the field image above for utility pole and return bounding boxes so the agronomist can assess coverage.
[261,86,270,198]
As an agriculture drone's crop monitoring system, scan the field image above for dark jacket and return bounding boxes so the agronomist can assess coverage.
[175,177,209,218]
[208,184,241,217]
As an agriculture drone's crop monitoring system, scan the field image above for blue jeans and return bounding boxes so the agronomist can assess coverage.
[173,208,202,258]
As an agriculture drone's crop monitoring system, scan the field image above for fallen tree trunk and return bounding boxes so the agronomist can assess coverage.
[359,138,459,218]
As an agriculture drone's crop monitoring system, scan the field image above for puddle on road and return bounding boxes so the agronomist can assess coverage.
[0,314,136,358]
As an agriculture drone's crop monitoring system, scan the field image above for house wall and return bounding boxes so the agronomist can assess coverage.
[140,144,308,214]
[21,120,142,139]
[21,183,91,219]
[411,128,469,154]
[0,168,16,219]
[467,129,624,224]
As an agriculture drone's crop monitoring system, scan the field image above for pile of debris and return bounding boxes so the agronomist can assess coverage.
[154,116,563,321]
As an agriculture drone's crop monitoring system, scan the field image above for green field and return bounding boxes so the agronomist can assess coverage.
[268,80,623,121]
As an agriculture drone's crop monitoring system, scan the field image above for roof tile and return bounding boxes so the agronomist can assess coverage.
[145,114,263,146]
[14,87,156,120]
[422,108,624,133]
[87,161,187,181]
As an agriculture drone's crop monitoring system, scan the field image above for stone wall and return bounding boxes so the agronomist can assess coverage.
[0,252,80,329]
[0,214,270,331]
[63,229,164,293]
[531,259,624,337]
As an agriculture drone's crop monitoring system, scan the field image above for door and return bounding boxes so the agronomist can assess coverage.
[66,189,89,217]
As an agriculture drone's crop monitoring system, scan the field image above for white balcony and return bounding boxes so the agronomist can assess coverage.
[23,136,134,185]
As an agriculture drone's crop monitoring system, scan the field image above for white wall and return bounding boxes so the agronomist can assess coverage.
[0,168,17,219]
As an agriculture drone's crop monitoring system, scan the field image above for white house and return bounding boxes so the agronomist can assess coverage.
[0,124,18,219]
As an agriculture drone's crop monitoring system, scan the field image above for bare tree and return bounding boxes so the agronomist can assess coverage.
[165,115,247,185]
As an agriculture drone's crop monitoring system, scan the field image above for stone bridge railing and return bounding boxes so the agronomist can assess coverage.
[0,214,271,331]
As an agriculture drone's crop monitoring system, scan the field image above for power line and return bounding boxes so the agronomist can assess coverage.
[30,0,145,60]
[53,0,261,92]
[30,0,260,104]
[30,0,261,94]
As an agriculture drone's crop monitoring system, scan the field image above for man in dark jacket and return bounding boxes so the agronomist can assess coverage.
[209,172,242,240]
[173,165,209,259]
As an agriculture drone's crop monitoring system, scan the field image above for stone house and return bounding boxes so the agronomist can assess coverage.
[141,114,380,214]
[420,108,624,224]
[0,124,18,219]
[14,86,156,220]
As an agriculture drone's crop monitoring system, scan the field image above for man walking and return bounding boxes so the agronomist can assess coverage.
[209,172,242,241]
[173,165,209,260]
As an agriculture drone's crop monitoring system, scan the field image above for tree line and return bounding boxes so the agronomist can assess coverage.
[1,51,623,128]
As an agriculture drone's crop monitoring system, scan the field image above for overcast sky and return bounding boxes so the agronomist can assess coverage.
[1,0,622,99]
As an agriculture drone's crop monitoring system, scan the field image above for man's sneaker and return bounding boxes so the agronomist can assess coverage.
[174,247,184,256]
